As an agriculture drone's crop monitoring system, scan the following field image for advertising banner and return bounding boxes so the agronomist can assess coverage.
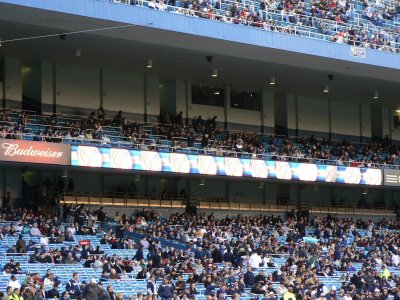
[383,169,400,186]
[350,46,367,58]
[71,146,382,186]
[0,140,71,165]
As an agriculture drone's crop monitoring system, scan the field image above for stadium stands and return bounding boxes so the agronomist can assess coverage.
[1,0,400,298]
[0,207,399,300]
[1,108,399,169]
[106,0,400,53]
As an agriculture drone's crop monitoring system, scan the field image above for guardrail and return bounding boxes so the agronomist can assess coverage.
[61,191,396,216]
[63,191,186,207]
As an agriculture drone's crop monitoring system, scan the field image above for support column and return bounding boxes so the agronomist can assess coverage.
[262,90,274,134]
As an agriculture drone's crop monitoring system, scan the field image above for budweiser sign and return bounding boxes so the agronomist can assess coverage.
[0,140,70,165]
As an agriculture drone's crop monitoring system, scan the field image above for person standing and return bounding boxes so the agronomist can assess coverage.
[147,275,157,296]
[66,273,82,300]
[82,279,99,300]
[157,277,175,300]
[15,235,26,253]
[97,284,110,300]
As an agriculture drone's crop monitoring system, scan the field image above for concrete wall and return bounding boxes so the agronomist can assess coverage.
[297,96,329,138]
[3,56,22,109]
[102,70,145,121]
[275,94,373,142]
[21,62,41,103]
[330,100,360,141]
[55,64,100,115]
[38,63,160,120]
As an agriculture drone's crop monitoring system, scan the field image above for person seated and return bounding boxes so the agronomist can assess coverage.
[251,283,265,295]
[112,111,124,127]
[109,269,120,280]
[88,111,97,125]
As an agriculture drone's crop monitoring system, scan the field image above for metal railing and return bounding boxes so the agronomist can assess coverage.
[63,191,186,207]
[61,191,397,215]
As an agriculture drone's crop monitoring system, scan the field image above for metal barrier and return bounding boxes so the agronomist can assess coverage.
[61,191,396,216]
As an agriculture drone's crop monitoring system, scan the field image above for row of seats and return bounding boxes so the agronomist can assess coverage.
[2,109,399,169]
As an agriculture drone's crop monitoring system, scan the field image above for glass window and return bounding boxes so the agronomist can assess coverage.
[394,110,400,129]
[191,83,224,107]
[230,88,261,111]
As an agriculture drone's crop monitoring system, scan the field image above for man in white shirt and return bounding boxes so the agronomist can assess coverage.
[44,274,55,287]
[8,275,21,290]
[248,252,262,268]
[392,253,400,266]
[40,236,49,246]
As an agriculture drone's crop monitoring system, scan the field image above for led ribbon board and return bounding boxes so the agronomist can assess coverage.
[71,146,382,185]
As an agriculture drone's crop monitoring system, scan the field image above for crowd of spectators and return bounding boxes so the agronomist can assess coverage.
[117,0,400,53]
[1,206,400,300]
[147,111,400,167]
[1,108,400,168]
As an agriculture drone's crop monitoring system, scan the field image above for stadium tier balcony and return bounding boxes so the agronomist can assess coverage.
[104,0,400,53]
[1,108,400,169]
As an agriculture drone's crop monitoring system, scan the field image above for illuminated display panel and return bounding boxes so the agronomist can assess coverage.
[71,146,382,186]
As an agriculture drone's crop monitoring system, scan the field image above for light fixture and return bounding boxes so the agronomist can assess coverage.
[214,90,220,95]
[269,77,276,85]
[146,59,153,68]
[323,85,329,93]
[396,109,400,113]
[211,69,218,77]
[0,38,2,47]
[258,182,264,189]
[133,173,140,182]
[233,103,238,106]
[372,91,379,99]
[62,170,68,178]
[362,188,368,195]
[199,178,206,186]
[75,50,81,58]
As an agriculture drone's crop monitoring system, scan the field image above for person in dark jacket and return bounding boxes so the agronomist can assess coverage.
[66,273,82,300]
[107,286,116,300]
[59,292,69,300]
[15,235,26,253]
[46,284,60,299]
[98,284,110,300]
[244,267,256,288]
[82,279,99,300]
[175,275,186,295]
[157,277,175,300]
[147,275,157,296]
[211,246,223,263]
[133,246,144,261]
[152,250,162,269]
[223,248,234,265]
